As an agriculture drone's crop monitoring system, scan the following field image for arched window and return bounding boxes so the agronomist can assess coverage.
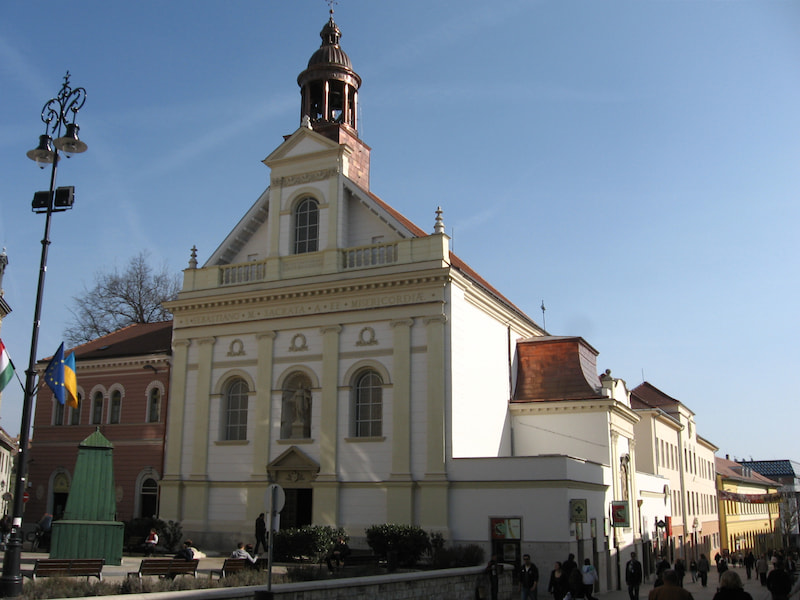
[91,392,103,425]
[70,394,82,425]
[139,477,158,518]
[354,370,382,437]
[224,378,248,441]
[148,387,161,423]
[109,389,122,424]
[281,373,312,439]
[294,198,319,254]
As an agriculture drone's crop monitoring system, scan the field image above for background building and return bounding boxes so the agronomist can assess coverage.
[737,460,800,549]
[631,382,720,563]
[27,321,171,523]
[716,456,780,557]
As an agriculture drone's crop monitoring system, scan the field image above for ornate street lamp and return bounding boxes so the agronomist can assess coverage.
[0,72,86,597]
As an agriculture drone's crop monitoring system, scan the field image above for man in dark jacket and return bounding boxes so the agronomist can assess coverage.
[767,561,792,600]
[254,513,267,554]
[518,554,539,600]
[626,552,644,600]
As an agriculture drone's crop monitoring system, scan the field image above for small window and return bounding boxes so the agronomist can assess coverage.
[54,401,64,426]
[148,388,161,423]
[92,392,103,425]
[70,395,82,425]
[354,370,382,437]
[110,390,121,424]
[224,378,248,441]
[294,198,319,254]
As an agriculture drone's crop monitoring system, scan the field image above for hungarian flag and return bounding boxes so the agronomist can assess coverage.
[0,339,14,393]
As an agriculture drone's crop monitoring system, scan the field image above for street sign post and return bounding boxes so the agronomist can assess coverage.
[265,484,285,595]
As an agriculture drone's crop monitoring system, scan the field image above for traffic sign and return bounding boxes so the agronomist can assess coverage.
[22,491,30,504]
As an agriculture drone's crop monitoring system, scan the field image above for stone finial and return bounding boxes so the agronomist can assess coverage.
[189,245,198,269]
[434,206,445,234]
[301,115,312,129]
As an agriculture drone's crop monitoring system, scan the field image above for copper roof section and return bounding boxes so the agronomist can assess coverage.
[512,336,603,403]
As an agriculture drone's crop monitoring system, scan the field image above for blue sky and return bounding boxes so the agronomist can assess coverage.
[1,1,798,461]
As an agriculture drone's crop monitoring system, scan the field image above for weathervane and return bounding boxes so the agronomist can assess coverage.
[326,0,338,16]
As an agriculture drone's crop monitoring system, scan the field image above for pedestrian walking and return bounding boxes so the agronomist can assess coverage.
[713,571,753,600]
[697,554,710,588]
[581,559,598,600]
[518,554,539,600]
[626,552,643,600]
[254,513,267,554]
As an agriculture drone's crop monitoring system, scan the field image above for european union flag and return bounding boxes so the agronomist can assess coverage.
[43,343,78,407]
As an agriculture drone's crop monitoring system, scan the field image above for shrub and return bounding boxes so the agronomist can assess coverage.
[432,543,485,568]
[365,524,430,567]
[160,519,183,552]
[272,525,347,563]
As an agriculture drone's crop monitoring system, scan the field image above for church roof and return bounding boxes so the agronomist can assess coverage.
[307,16,352,70]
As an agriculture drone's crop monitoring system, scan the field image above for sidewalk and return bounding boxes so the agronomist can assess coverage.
[598,567,771,600]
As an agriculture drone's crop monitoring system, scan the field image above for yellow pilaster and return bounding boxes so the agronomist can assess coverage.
[191,337,215,479]
[420,315,448,531]
[314,325,341,526]
[388,318,413,523]
[251,331,276,479]
[164,339,190,478]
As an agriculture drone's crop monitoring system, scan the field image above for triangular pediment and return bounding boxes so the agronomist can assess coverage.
[263,126,341,167]
[268,445,319,473]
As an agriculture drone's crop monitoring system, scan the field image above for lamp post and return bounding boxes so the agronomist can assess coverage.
[0,72,86,597]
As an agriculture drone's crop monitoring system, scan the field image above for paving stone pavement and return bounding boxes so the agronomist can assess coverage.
[597,567,773,600]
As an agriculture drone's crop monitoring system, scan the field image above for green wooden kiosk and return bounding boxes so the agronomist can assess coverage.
[50,429,124,565]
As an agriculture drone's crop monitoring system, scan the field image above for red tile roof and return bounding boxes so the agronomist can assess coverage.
[716,455,779,486]
[630,382,681,411]
[45,321,174,363]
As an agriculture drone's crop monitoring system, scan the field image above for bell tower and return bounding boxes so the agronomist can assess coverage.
[298,8,361,134]
[296,8,370,189]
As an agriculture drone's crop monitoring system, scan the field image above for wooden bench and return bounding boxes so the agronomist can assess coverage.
[209,558,249,579]
[127,558,199,579]
[22,558,105,581]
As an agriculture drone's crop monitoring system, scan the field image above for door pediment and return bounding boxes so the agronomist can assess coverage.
[267,446,319,486]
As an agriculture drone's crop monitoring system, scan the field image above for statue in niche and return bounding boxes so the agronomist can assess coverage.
[281,374,312,439]
[620,455,630,501]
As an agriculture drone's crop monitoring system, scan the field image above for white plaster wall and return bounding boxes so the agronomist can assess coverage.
[636,470,672,543]
[339,487,387,534]
[448,456,609,542]
[344,194,398,248]
[208,485,249,522]
[449,285,514,458]
[513,412,611,464]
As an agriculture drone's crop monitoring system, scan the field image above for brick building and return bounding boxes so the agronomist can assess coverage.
[26,321,171,524]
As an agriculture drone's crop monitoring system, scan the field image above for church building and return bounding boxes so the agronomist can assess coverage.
[160,11,643,582]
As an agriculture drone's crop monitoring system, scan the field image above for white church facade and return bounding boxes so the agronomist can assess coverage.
[159,11,649,585]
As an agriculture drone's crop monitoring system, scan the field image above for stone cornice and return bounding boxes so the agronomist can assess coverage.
[171,275,448,328]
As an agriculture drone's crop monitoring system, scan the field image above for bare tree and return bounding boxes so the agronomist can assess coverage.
[64,252,181,345]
